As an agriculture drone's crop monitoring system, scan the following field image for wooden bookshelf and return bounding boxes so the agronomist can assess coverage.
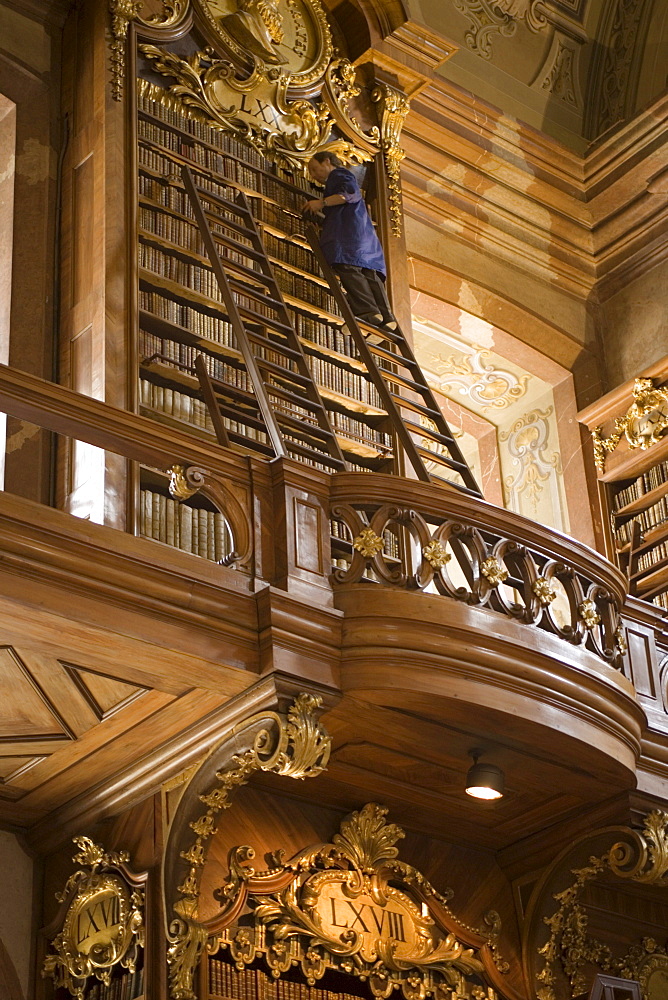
[135,81,404,491]
[579,365,668,612]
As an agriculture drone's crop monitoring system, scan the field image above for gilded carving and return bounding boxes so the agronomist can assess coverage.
[212,803,497,1000]
[353,526,385,558]
[138,47,372,175]
[537,812,668,999]
[167,693,331,999]
[592,378,668,473]
[169,464,203,500]
[109,0,143,101]
[43,838,144,1000]
[481,556,509,587]
[578,599,601,629]
[422,540,451,569]
[371,83,410,237]
[533,576,557,606]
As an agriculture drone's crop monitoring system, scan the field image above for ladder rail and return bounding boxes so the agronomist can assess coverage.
[304,224,483,497]
[183,165,346,470]
[181,164,288,459]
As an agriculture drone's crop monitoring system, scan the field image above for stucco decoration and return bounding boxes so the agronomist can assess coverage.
[452,0,547,59]
[532,33,583,108]
[425,347,530,412]
[499,407,563,526]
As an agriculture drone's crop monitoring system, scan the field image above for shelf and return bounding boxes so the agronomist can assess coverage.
[140,309,243,363]
[299,336,367,374]
[319,385,387,418]
[613,478,668,520]
[137,106,320,200]
[632,555,668,587]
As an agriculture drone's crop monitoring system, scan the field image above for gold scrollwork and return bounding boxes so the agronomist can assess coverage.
[109,0,143,101]
[591,377,668,473]
[537,812,668,1000]
[578,599,601,630]
[138,47,371,175]
[168,464,205,500]
[213,803,493,999]
[167,693,331,999]
[423,540,451,569]
[43,838,144,1000]
[532,576,556,606]
[371,83,410,238]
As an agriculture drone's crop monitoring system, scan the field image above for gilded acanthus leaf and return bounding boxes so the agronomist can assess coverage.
[332,803,404,870]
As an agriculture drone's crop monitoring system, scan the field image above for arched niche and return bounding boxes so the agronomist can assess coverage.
[162,691,332,999]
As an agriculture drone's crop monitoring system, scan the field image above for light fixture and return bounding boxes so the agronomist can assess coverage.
[465,750,504,800]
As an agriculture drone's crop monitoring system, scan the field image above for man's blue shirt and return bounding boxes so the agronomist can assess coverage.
[318,167,386,276]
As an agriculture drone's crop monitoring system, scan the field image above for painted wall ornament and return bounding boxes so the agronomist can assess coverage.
[426,347,530,413]
[207,803,514,1000]
[43,837,145,1000]
[499,407,562,523]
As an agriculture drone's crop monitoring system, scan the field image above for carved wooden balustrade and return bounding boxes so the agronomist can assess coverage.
[329,473,628,671]
[0,365,633,678]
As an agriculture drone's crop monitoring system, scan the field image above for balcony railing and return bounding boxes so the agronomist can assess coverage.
[0,364,636,682]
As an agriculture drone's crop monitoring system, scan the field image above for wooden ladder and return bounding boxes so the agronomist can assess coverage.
[305,225,483,496]
[181,164,347,472]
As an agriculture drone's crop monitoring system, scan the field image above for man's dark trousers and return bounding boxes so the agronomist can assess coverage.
[332,264,394,324]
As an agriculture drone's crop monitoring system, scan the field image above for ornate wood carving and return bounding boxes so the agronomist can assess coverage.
[592,378,668,474]
[164,693,331,999]
[43,837,146,999]
[206,803,516,1000]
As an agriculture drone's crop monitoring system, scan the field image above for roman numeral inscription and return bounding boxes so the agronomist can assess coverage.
[75,893,120,947]
[329,897,407,942]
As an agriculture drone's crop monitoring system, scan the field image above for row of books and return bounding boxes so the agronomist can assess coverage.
[140,488,232,560]
[275,268,338,315]
[140,378,213,429]
[83,966,143,1000]
[140,332,256,392]
[139,205,204,256]
[139,290,233,343]
[614,460,668,510]
[308,355,383,409]
[139,379,269,445]
[296,314,358,359]
[207,958,367,1000]
[636,539,668,574]
[138,90,272,169]
[332,411,392,449]
[615,494,668,546]
[652,591,668,610]
[140,134,312,220]
[263,230,321,279]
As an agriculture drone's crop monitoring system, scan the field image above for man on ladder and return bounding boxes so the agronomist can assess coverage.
[303,152,398,334]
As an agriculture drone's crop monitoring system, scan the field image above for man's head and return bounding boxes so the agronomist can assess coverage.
[307,151,343,183]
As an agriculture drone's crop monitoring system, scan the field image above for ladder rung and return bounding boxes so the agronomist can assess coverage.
[245,331,302,360]
[227,431,274,456]
[388,393,442,420]
[283,438,346,469]
[266,381,324,412]
[215,255,273,287]
[404,419,460,449]
[196,184,253,218]
[238,308,293,335]
[255,357,310,384]
[207,225,264,258]
[381,369,435,394]
[275,411,337,440]
[415,446,468,472]
[365,343,419,371]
